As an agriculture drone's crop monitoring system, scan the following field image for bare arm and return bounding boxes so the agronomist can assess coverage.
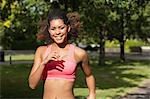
[75,47,96,99]
[81,51,96,99]
[28,45,61,89]
[28,46,46,89]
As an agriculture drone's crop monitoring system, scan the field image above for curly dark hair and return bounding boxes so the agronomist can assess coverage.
[36,9,81,44]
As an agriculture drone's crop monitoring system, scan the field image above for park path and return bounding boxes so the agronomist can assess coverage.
[0,60,33,65]
[0,51,150,65]
[119,79,150,99]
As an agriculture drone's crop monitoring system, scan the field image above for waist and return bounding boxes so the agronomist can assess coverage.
[46,74,75,81]
[44,79,74,98]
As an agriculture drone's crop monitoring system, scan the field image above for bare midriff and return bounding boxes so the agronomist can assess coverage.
[43,79,75,99]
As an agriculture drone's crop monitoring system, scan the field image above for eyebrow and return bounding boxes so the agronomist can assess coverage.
[50,25,66,29]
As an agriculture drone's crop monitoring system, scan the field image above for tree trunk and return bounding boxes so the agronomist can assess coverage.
[99,31,105,65]
[64,0,68,11]
[120,10,125,62]
[71,1,79,11]
[120,38,125,62]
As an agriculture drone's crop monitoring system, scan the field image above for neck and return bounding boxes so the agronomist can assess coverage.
[53,42,69,49]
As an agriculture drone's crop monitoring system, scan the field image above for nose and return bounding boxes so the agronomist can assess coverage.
[56,28,61,35]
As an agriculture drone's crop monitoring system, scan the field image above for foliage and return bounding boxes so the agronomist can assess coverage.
[0,0,150,50]
[0,0,51,50]
[77,0,150,43]
[77,0,150,63]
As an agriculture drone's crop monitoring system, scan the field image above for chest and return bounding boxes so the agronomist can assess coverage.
[45,59,77,75]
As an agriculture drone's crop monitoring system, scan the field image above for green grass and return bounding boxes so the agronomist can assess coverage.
[5,54,34,61]
[105,39,150,53]
[105,39,149,48]
[75,59,150,98]
[1,59,150,99]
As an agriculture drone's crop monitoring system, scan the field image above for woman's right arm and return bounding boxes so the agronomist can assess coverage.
[28,46,46,89]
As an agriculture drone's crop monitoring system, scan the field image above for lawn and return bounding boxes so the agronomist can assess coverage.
[1,58,150,99]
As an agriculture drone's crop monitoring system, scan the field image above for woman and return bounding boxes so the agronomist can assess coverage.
[28,9,96,99]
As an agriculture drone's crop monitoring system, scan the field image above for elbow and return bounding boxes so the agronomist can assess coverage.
[29,83,36,89]
[86,74,95,80]
[28,79,36,89]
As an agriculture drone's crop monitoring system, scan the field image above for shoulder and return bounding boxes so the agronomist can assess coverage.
[36,45,47,51]
[73,44,88,61]
[74,45,87,56]
[35,45,48,55]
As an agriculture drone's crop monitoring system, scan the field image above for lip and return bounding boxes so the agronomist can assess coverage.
[56,36,62,40]
[55,35,63,38]
[53,35,64,41]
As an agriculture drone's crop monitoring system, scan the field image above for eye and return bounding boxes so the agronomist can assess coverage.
[61,26,65,29]
[50,28,55,30]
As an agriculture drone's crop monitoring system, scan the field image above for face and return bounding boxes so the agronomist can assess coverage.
[48,19,70,44]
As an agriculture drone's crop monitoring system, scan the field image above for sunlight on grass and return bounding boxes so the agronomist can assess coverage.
[96,87,131,99]
[1,59,150,98]
[4,54,34,61]
[74,60,150,98]
[74,87,130,98]
[105,39,150,53]
[74,88,89,98]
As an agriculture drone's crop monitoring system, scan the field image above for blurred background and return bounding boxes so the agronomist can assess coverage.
[0,0,150,99]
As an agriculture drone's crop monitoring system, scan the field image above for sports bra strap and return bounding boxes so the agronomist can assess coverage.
[68,44,75,62]
[44,45,52,59]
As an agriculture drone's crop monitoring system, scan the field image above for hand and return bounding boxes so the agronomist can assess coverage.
[87,94,96,99]
[41,51,60,65]
[46,60,65,71]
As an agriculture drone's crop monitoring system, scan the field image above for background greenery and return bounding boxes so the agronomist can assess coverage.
[0,0,150,50]
[1,0,150,99]
[1,0,150,64]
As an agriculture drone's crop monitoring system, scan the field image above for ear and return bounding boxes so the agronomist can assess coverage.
[67,26,71,33]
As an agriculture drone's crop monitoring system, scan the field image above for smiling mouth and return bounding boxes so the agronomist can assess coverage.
[55,35,63,40]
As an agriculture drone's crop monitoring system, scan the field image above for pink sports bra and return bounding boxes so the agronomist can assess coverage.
[42,44,77,81]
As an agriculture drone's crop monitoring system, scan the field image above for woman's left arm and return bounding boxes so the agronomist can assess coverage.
[81,51,96,99]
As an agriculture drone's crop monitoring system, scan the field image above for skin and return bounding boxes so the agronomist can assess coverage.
[28,19,96,99]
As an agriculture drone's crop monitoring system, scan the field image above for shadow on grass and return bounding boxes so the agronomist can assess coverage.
[105,58,150,67]
[75,59,150,89]
[1,59,150,98]
[75,96,87,99]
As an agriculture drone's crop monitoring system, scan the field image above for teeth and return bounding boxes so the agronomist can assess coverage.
[56,36,62,40]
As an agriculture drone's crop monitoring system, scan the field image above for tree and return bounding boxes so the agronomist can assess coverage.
[78,0,150,64]
[1,0,51,50]
[134,0,150,41]
[107,0,150,61]
[79,0,110,65]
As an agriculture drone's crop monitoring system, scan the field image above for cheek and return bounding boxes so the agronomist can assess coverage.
[49,31,55,36]
[62,29,68,34]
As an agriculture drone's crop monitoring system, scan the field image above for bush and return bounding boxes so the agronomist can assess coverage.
[129,46,142,53]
